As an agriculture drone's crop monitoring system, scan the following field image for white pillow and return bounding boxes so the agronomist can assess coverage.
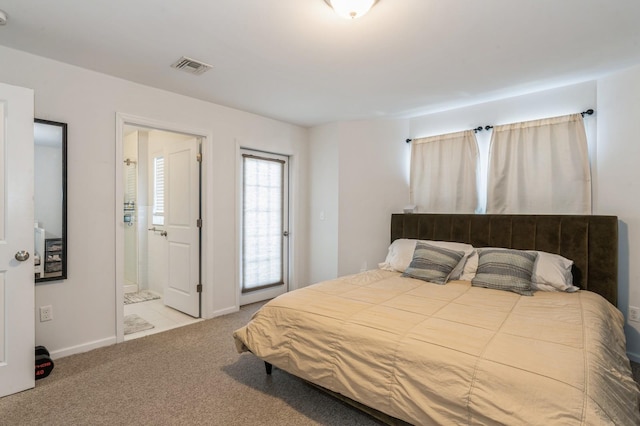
[529,251,578,292]
[379,239,474,281]
[379,239,417,272]
[459,251,478,281]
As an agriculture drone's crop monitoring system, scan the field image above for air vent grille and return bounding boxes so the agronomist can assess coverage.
[171,56,213,75]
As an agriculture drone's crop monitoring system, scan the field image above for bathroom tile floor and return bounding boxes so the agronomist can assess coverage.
[124,294,202,341]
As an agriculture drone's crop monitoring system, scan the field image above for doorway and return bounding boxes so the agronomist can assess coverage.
[239,149,290,306]
[116,116,206,342]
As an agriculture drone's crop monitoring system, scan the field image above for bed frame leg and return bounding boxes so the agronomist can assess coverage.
[265,362,273,375]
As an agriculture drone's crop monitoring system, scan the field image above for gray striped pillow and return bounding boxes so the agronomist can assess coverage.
[472,248,538,296]
[402,242,465,285]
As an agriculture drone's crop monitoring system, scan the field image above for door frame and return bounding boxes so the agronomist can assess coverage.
[115,113,211,343]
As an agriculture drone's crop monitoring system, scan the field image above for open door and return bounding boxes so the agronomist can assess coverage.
[0,82,35,397]
[163,137,201,317]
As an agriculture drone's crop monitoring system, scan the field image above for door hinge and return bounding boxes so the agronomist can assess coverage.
[196,283,203,293]
[197,218,203,228]
[196,153,202,163]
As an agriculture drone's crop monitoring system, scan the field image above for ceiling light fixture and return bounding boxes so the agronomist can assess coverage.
[0,10,8,25]
[324,0,378,20]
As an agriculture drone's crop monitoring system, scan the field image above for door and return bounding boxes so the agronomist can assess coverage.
[0,82,35,397]
[163,138,200,317]
[239,150,289,305]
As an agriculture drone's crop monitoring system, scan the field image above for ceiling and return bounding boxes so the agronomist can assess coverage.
[1,0,639,127]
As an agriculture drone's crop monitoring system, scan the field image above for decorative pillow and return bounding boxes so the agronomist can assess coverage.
[528,251,578,292]
[379,239,474,279]
[402,242,465,285]
[472,248,538,296]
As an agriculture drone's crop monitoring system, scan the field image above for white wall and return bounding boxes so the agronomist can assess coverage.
[410,81,597,138]
[0,45,309,357]
[309,124,340,283]
[336,119,411,276]
[308,119,410,282]
[596,64,640,361]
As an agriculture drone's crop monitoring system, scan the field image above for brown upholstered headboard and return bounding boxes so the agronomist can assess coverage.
[391,214,619,306]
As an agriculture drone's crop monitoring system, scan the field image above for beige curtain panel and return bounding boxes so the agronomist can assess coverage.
[486,113,591,214]
[410,130,479,213]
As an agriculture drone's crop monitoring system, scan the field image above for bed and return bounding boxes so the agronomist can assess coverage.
[233,214,640,425]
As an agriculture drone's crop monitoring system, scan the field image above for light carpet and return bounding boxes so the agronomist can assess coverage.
[124,314,154,335]
[0,301,380,425]
[124,290,160,305]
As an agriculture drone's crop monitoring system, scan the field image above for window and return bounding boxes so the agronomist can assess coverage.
[410,113,591,215]
[152,156,165,225]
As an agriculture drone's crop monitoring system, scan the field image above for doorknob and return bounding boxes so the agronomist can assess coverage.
[15,251,30,261]
[148,227,168,237]
[283,231,289,237]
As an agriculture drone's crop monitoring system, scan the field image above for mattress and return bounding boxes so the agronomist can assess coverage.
[234,269,640,425]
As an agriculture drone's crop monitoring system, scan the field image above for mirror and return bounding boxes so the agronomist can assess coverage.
[34,119,67,282]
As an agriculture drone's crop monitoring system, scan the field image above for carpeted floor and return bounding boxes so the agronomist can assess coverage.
[0,302,382,426]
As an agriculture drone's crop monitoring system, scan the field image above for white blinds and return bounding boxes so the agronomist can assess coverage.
[486,113,591,214]
[242,155,284,292]
[153,156,165,225]
[410,130,479,213]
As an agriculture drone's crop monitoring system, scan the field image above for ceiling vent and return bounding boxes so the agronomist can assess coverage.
[170,56,213,75]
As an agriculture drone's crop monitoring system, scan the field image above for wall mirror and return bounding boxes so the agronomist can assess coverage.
[34,118,67,282]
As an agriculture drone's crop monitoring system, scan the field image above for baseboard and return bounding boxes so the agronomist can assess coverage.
[49,336,117,359]
[208,305,239,319]
[628,351,640,364]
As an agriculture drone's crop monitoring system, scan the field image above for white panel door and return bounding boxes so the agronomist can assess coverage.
[163,138,200,317]
[0,82,35,397]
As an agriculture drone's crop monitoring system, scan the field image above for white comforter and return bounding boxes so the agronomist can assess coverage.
[234,269,640,425]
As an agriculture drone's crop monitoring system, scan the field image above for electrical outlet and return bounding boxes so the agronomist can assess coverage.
[629,306,640,323]
[39,305,53,322]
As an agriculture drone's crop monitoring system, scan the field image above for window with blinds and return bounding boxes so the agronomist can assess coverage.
[241,152,288,293]
[152,156,165,225]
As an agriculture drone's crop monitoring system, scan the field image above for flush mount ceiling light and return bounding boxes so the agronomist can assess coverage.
[324,0,379,20]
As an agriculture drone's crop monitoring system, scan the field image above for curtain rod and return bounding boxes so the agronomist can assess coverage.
[405,109,595,143]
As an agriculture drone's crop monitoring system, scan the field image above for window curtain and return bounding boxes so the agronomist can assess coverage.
[410,130,479,213]
[486,113,591,214]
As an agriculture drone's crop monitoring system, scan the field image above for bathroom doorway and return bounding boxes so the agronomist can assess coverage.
[117,117,206,341]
